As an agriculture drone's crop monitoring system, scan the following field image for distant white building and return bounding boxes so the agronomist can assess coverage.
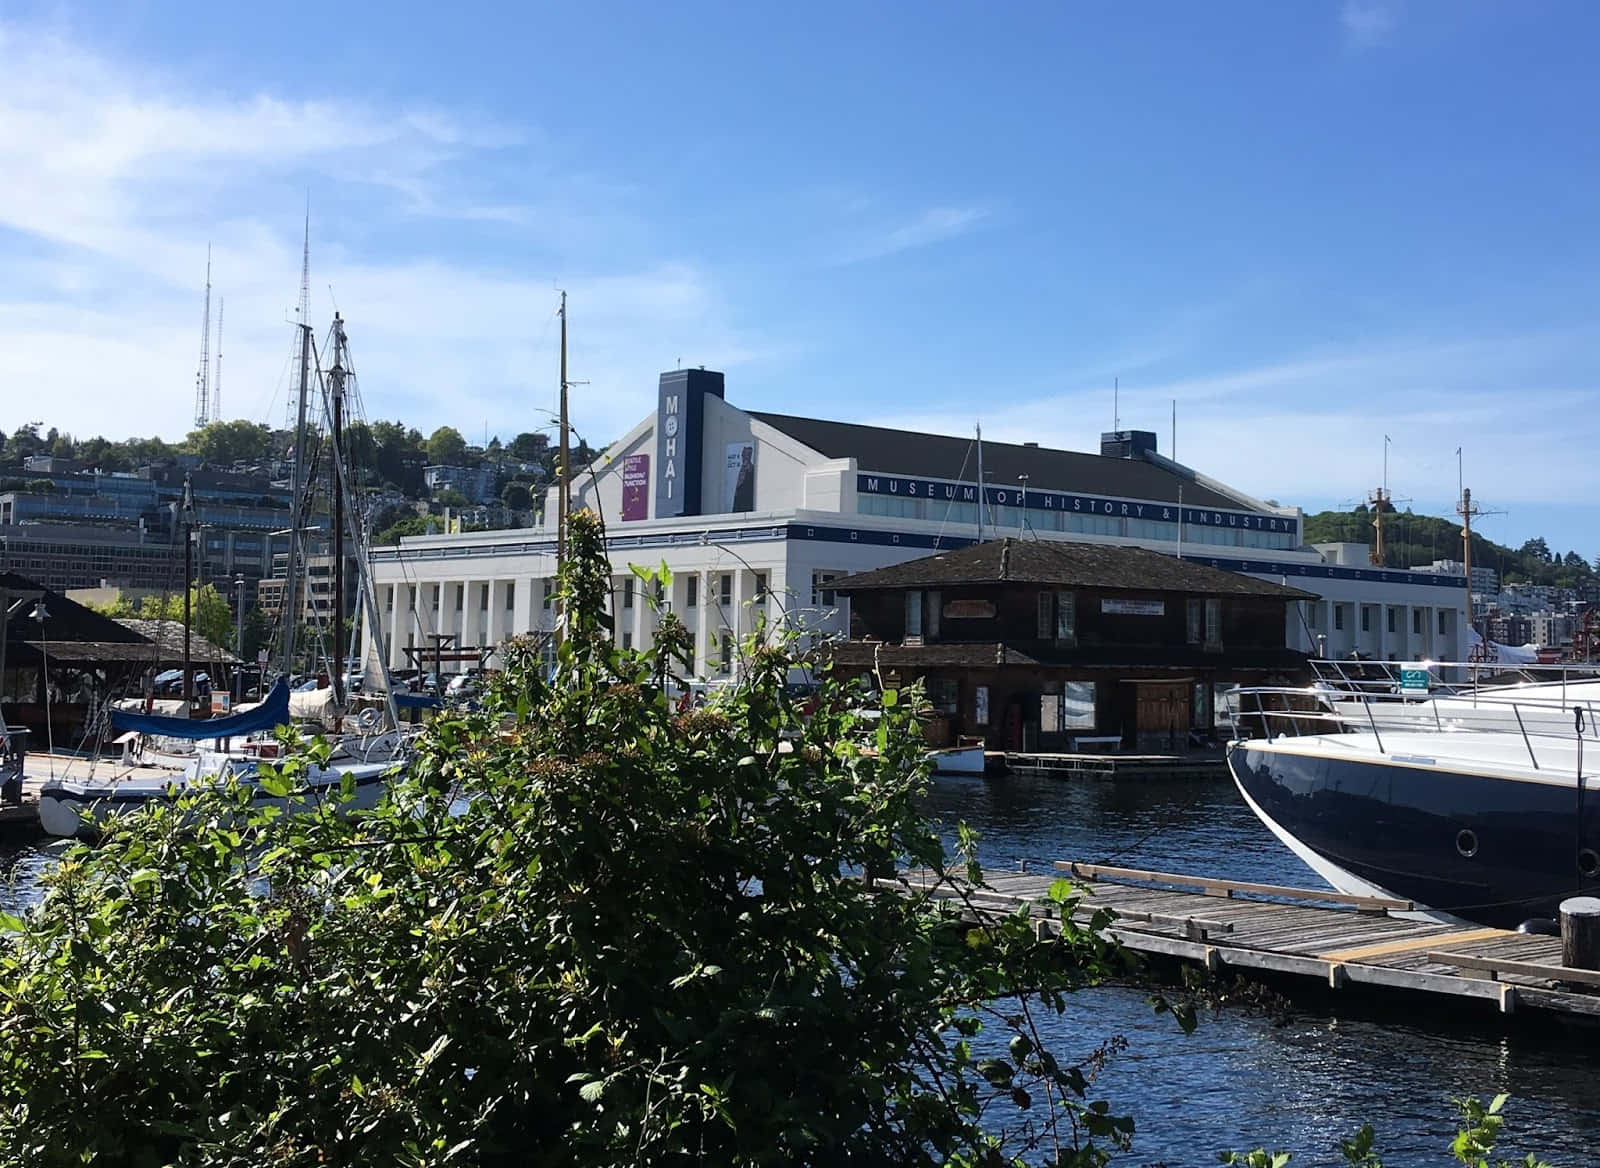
[364,368,1471,679]
[423,464,498,505]
[1416,558,1497,595]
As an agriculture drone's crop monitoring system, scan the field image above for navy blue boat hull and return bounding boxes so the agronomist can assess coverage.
[1228,742,1600,929]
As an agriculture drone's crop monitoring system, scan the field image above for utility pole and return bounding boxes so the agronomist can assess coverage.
[557,291,570,574]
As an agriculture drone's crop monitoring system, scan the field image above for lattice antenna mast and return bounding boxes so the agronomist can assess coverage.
[212,297,223,422]
[193,245,213,428]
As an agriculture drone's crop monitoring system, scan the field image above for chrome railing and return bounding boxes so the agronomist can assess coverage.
[1224,682,1596,773]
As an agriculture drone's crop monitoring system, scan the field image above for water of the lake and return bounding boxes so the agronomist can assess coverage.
[4,772,1596,1164]
[920,770,1600,1166]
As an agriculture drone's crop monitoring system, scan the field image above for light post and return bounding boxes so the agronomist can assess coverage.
[1017,474,1029,536]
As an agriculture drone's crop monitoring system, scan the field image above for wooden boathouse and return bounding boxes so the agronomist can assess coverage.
[827,538,1312,753]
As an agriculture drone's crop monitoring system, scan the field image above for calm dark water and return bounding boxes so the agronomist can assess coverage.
[920,771,1600,1166]
[5,776,1596,1164]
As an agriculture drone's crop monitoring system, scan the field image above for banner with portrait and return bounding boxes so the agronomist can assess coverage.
[724,441,756,512]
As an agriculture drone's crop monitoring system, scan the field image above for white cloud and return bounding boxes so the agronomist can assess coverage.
[833,204,990,265]
[0,23,768,447]
[1340,1,1397,50]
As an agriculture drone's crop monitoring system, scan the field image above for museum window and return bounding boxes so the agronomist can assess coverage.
[686,575,698,608]
[719,574,732,606]
[623,579,634,609]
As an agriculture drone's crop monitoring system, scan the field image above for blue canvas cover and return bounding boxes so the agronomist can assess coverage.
[111,679,291,739]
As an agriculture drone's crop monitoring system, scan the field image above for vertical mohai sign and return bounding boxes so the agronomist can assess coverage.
[653,368,723,519]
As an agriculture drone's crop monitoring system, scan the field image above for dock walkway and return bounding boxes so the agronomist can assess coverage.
[884,861,1600,1021]
[1002,751,1226,780]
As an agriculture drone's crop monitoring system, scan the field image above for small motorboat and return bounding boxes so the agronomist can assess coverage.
[927,742,988,776]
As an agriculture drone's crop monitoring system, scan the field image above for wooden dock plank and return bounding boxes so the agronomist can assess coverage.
[886,864,1600,1022]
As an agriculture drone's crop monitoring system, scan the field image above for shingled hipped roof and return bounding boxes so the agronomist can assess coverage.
[831,538,1316,600]
[749,412,1246,511]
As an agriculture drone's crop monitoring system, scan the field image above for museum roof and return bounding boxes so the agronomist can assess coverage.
[830,538,1316,599]
[748,412,1249,511]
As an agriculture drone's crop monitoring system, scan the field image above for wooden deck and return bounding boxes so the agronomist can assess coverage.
[883,860,1600,1021]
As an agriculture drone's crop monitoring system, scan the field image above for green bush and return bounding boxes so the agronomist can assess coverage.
[0,509,1136,1166]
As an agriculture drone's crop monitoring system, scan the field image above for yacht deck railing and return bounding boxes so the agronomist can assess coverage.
[1226,680,1594,774]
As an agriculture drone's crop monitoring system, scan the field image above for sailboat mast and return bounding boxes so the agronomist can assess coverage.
[557,291,570,575]
[181,472,195,713]
[281,322,312,678]
[329,313,347,707]
[974,423,984,542]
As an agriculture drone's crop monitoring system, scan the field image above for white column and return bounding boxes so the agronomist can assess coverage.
[766,566,788,647]
[487,580,506,651]
[1321,600,1334,657]
[730,568,746,666]
[632,580,647,650]
[512,577,532,636]
[696,572,711,678]
[388,584,405,670]
[458,579,474,649]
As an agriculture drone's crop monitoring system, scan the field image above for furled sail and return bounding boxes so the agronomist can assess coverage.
[110,679,291,739]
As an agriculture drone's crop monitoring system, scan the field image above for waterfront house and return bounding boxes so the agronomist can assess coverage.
[826,538,1313,753]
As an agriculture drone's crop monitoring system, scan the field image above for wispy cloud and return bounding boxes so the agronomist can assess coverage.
[859,329,1600,511]
[833,204,990,265]
[0,22,771,446]
[1340,1,1397,50]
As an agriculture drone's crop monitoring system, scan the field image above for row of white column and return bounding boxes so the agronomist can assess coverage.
[375,565,790,677]
[1308,600,1454,661]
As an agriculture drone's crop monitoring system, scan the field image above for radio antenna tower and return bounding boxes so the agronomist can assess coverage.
[213,297,223,422]
[192,245,213,428]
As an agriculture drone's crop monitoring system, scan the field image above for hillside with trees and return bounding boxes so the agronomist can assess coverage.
[2,419,602,545]
[1302,505,1597,590]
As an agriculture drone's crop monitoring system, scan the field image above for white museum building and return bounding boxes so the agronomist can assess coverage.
[364,368,1469,679]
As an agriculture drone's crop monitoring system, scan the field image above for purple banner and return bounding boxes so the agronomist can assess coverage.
[621,454,650,521]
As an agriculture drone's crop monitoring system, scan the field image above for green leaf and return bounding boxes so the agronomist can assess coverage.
[578,1080,606,1103]
[0,911,24,932]
[256,771,292,798]
[881,688,899,708]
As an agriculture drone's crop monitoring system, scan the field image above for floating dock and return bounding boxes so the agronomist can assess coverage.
[883,861,1600,1020]
[1001,751,1226,780]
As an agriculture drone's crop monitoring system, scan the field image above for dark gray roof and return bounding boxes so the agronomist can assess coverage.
[831,538,1316,599]
[748,412,1245,511]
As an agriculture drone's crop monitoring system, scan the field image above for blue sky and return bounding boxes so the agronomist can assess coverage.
[1,1,1596,558]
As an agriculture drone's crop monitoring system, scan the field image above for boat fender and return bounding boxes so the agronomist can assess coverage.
[1515,918,1560,936]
